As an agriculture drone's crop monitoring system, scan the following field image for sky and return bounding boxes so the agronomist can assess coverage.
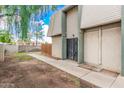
[35,5,64,25]
[30,5,64,43]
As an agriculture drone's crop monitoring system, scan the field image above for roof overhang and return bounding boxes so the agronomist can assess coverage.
[62,5,77,12]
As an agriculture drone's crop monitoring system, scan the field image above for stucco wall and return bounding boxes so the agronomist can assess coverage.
[66,6,78,38]
[5,44,18,55]
[52,35,62,58]
[81,5,121,29]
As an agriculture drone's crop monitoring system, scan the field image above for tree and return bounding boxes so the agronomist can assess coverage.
[1,5,57,41]
[2,6,17,32]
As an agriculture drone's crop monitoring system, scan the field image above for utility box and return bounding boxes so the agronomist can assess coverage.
[0,44,5,62]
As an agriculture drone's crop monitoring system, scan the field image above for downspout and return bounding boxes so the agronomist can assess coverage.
[121,5,124,76]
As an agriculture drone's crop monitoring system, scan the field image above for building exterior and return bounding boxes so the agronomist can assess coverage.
[0,15,8,30]
[48,5,124,75]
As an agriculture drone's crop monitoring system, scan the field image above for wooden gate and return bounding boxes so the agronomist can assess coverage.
[67,38,78,61]
[41,43,52,56]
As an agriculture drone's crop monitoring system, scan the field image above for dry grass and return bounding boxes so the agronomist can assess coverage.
[0,53,89,88]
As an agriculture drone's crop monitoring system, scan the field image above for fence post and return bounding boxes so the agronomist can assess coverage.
[0,44,5,62]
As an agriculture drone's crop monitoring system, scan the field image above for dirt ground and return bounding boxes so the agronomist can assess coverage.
[0,53,95,88]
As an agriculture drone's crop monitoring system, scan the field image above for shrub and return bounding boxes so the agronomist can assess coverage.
[0,30,12,43]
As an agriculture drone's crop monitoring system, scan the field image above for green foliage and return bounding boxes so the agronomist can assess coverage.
[3,6,17,32]
[1,5,57,41]
[13,52,33,61]
[0,30,12,43]
[10,41,16,45]
[20,6,30,40]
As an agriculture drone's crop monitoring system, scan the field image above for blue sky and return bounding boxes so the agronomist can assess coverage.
[29,5,64,33]
[34,5,64,25]
[29,5,64,43]
[43,5,64,25]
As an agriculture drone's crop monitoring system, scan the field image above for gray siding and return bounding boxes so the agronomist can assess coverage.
[47,11,62,37]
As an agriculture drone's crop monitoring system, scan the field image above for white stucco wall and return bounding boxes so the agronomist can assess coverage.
[66,6,78,38]
[52,35,62,58]
[81,5,121,29]
[5,44,18,55]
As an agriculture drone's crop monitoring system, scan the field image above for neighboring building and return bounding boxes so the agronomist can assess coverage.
[0,14,8,30]
[48,5,124,75]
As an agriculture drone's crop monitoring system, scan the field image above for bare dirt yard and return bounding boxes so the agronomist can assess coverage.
[0,53,95,88]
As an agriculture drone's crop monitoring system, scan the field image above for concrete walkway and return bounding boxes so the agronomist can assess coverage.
[28,52,124,88]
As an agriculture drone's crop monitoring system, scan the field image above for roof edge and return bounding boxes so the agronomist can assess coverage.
[62,5,77,12]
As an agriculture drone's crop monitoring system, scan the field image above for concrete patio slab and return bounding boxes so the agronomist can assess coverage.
[59,65,91,78]
[81,71,116,88]
[28,53,91,78]
[29,53,58,65]
[111,75,124,88]
[59,60,79,67]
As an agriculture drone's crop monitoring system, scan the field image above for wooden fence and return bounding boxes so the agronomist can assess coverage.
[41,43,52,56]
